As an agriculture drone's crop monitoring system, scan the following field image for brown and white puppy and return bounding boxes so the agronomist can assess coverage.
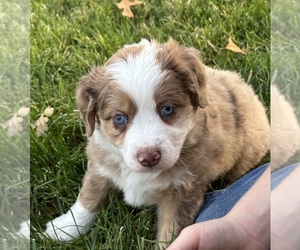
[45,39,270,247]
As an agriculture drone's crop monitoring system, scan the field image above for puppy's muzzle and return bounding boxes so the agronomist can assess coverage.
[137,148,161,168]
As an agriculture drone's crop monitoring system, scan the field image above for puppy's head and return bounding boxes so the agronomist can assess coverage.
[76,39,207,172]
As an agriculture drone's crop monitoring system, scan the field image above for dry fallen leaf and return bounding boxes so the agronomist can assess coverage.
[44,107,54,117]
[1,106,30,136]
[225,37,246,55]
[32,106,54,136]
[1,115,24,137]
[33,115,49,136]
[17,106,30,117]
[116,0,143,18]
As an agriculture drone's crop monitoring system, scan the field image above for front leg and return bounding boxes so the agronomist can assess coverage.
[157,188,205,249]
[44,161,110,241]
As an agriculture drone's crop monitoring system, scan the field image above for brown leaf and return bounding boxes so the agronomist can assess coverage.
[17,106,30,117]
[225,37,246,55]
[1,115,24,137]
[44,107,54,117]
[1,105,30,136]
[31,106,54,136]
[33,115,49,136]
[116,0,143,18]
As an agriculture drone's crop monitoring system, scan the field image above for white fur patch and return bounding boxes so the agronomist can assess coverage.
[106,41,162,110]
[44,199,96,241]
[93,128,194,207]
[95,161,174,207]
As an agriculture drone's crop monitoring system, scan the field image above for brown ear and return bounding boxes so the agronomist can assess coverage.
[160,39,208,108]
[183,46,208,109]
[76,67,103,137]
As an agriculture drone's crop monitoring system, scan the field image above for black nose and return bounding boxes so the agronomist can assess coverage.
[137,148,161,167]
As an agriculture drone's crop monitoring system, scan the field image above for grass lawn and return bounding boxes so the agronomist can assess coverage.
[271,0,300,113]
[0,0,29,249]
[271,0,300,165]
[30,0,270,249]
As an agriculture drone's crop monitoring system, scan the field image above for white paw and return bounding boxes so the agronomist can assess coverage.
[44,201,96,241]
[16,219,30,239]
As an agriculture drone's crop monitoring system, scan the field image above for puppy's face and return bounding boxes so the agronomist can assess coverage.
[76,39,207,173]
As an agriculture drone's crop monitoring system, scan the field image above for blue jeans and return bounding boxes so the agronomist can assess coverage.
[195,163,299,223]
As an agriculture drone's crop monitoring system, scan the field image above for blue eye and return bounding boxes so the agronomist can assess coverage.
[160,106,174,117]
[114,114,127,126]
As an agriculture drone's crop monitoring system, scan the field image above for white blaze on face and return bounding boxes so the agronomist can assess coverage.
[106,43,161,110]
[106,43,192,172]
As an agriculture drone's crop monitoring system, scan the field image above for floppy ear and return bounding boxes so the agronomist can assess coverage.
[76,67,103,137]
[161,39,208,108]
[182,46,208,109]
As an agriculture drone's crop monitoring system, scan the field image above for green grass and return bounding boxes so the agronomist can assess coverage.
[271,0,300,113]
[271,0,300,164]
[0,0,30,249]
[31,0,270,249]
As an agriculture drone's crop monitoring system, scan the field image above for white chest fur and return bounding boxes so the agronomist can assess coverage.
[93,130,189,207]
[93,130,174,206]
[97,162,171,207]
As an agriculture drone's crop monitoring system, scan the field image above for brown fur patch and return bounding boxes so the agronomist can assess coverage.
[156,39,208,109]
[154,72,196,126]
[97,83,137,145]
[76,67,108,136]
[79,161,111,211]
[271,85,300,170]
[106,44,146,67]
[76,67,137,144]
[156,184,206,249]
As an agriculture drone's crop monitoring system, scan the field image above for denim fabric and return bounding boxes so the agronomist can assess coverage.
[195,163,299,223]
[271,163,299,190]
[195,164,269,223]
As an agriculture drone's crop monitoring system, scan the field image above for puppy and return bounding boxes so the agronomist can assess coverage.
[45,39,270,247]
